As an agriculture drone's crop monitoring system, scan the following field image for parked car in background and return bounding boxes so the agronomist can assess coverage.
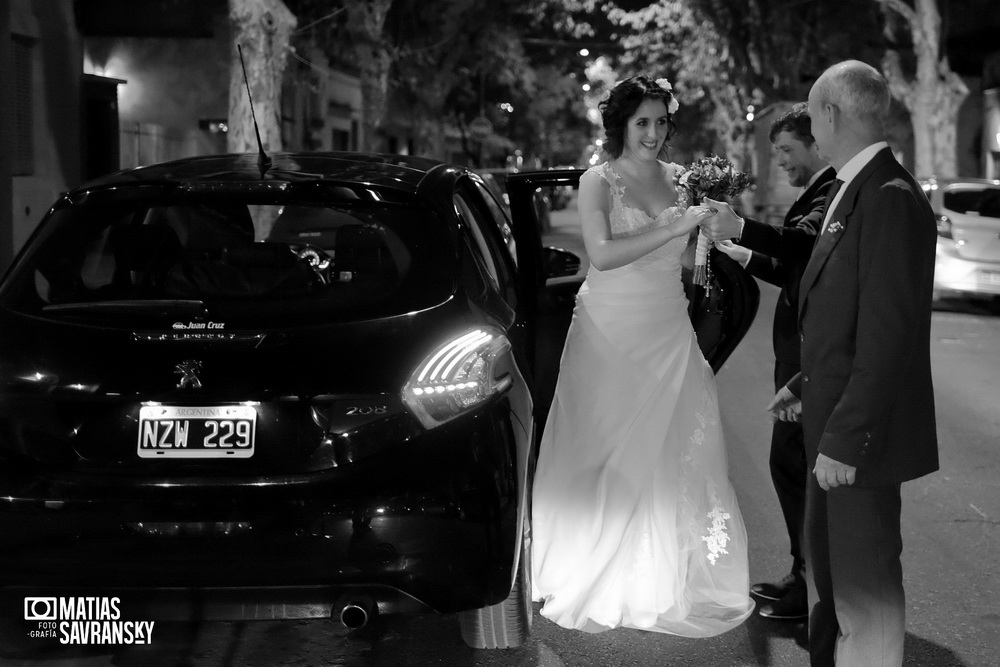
[0,154,759,650]
[921,177,1000,300]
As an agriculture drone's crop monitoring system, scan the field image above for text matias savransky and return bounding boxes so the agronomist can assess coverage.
[24,596,155,645]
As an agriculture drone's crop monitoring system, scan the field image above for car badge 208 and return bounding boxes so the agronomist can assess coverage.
[174,360,204,389]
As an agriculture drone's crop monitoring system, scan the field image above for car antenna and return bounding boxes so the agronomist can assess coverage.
[237,43,272,180]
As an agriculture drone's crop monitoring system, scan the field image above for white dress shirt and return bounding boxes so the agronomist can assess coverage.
[821,142,888,234]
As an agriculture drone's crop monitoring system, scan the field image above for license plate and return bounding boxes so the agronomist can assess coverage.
[981,270,1000,285]
[137,405,256,458]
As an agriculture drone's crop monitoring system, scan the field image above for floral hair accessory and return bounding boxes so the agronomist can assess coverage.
[655,78,680,114]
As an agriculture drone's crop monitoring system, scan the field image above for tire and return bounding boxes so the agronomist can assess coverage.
[458,515,533,649]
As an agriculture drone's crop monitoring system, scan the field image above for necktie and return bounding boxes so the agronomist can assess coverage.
[820,179,844,234]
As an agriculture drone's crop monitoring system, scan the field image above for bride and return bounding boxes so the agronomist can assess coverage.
[531,74,754,636]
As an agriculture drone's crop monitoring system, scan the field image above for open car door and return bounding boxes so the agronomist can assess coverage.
[505,169,761,425]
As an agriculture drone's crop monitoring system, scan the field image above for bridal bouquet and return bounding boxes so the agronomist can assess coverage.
[677,156,754,288]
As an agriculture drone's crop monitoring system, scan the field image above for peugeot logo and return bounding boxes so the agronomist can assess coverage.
[174,360,203,389]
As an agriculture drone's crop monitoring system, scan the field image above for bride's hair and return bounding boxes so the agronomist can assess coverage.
[599,75,678,159]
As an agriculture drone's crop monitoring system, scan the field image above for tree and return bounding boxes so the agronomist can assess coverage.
[389,0,535,162]
[609,0,882,167]
[609,1,777,168]
[878,0,969,178]
[343,0,394,152]
[227,0,297,154]
[389,0,604,165]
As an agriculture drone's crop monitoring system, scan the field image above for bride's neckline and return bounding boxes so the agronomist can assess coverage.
[606,162,679,221]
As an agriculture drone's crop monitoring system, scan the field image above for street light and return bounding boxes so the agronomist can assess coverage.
[579,48,590,57]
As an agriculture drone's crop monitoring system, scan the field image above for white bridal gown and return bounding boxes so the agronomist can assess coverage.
[531,161,754,636]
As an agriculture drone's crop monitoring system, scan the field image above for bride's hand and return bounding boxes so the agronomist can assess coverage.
[676,205,715,235]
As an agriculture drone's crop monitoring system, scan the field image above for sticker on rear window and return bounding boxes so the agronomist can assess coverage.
[173,321,226,330]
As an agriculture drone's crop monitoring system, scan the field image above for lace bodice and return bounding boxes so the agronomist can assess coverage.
[588,161,688,239]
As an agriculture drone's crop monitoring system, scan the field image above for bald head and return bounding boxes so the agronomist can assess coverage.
[808,60,890,169]
[812,60,890,134]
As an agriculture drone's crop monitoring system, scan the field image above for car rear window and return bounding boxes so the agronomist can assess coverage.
[943,187,1000,219]
[0,195,455,328]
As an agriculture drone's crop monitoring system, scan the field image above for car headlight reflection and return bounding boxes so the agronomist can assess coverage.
[402,328,512,429]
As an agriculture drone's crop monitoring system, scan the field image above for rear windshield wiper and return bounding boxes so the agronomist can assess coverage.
[43,299,208,318]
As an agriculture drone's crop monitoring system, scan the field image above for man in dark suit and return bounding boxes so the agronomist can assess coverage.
[702,102,835,622]
[767,60,939,666]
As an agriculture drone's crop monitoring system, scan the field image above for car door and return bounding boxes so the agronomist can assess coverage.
[941,183,1000,263]
[505,169,761,426]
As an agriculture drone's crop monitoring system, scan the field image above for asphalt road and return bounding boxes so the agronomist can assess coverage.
[3,202,998,666]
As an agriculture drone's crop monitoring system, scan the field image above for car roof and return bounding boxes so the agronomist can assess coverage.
[920,177,1000,188]
[72,152,460,195]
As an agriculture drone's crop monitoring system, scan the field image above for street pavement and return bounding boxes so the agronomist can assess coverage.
[3,199,998,666]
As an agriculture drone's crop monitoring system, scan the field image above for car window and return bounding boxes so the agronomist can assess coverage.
[1,197,456,328]
[943,187,1000,219]
[454,194,501,290]
[472,181,517,269]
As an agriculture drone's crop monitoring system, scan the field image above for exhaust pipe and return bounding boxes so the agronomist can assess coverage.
[339,599,375,629]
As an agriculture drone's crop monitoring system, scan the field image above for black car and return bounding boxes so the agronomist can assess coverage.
[0,153,758,649]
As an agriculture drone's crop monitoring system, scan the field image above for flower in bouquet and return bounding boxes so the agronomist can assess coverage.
[677,156,754,289]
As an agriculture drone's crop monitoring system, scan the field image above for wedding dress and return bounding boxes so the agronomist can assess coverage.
[531,161,754,636]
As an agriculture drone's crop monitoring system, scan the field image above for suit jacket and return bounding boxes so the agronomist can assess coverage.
[740,167,836,366]
[791,148,938,486]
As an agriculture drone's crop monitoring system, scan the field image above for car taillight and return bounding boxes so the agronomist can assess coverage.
[402,328,512,429]
[936,213,953,239]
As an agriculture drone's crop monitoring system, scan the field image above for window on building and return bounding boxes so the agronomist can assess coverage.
[12,35,35,176]
[332,128,350,151]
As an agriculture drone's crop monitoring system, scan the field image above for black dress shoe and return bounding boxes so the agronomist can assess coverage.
[750,572,800,601]
[758,588,808,621]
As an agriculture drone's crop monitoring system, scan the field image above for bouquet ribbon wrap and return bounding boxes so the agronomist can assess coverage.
[693,232,711,287]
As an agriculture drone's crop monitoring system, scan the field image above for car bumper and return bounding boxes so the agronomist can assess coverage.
[0,403,528,619]
[934,243,1000,297]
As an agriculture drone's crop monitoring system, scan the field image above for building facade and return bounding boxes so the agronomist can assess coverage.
[1,0,366,270]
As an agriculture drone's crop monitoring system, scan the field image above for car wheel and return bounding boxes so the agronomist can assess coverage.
[458,511,532,648]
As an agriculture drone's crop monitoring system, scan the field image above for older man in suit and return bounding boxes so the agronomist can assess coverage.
[766,60,939,666]
[702,102,835,622]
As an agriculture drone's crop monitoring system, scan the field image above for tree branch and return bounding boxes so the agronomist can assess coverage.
[881,49,916,111]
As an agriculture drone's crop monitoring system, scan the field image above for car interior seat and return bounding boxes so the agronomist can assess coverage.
[113,224,184,296]
[333,225,396,283]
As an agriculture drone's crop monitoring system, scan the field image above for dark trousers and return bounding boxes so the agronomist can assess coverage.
[771,360,808,584]
[804,471,905,666]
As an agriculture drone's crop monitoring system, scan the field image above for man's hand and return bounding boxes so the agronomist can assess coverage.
[766,385,801,423]
[715,240,751,265]
[813,453,857,491]
[701,197,743,241]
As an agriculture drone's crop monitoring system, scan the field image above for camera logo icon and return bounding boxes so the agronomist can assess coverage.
[24,597,57,621]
